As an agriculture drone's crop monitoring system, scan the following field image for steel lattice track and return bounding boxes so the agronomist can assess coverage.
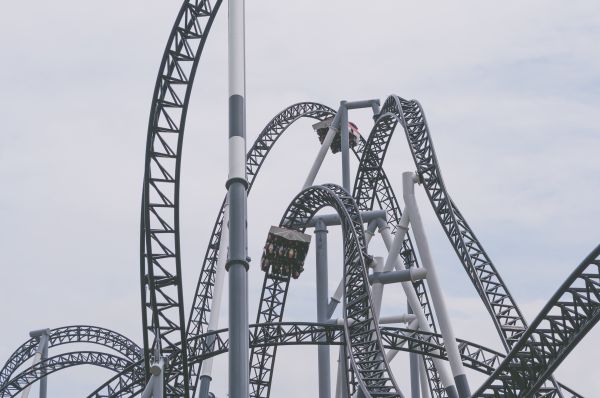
[354,111,445,397]
[1,351,137,398]
[363,94,579,397]
[88,319,506,398]
[474,245,600,397]
[250,184,402,397]
[0,325,141,390]
[139,1,222,397]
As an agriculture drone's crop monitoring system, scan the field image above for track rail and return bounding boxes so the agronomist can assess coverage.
[251,184,401,397]
[362,94,576,396]
[1,351,136,398]
[354,108,444,397]
[475,245,600,397]
[139,1,222,396]
[87,322,505,397]
[0,325,140,390]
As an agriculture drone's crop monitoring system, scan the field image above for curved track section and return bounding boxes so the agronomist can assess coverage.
[1,351,134,397]
[360,95,575,396]
[185,102,335,393]
[139,1,223,396]
[475,245,600,397]
[89,323,504,398]
[0,325,140,389]
[354,108,445,397]
[250,185,401,397]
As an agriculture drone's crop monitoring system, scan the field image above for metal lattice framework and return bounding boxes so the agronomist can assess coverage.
[474,245,600,397]
[139,1,222,396]
[1,351,136,398]
[1,1,598,396]
[0,325,141,390]
[250,184,401,397]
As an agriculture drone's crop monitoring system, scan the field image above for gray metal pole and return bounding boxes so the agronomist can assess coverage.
[303,110,341,190]
[39,333,48,398]
[402,172,470,398]
[227,0,249,397]
[339,102,350,192]
[408,304,420,398]
[315,219,331,398]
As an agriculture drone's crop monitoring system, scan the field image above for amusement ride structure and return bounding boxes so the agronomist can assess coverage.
[1,1,599,398]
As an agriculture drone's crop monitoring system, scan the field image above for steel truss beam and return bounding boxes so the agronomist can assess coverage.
[359,94,577,397]
[1,351,137,398]
[86,323,507,398]
[0,325,141,390]
[139,1,222,397]
[475,245,600,397]
[251,184,402,397]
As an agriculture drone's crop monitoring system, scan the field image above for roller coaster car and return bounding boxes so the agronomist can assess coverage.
[312,117,360,154]
[261,226,311,279]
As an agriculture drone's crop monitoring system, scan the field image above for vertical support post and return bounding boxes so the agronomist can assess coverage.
[39,333,48,398]
[419,357,432,398]
[335,347,349,398]
[304,111,341,189]
[402,172,470,398]
[408,304,420,398]
[379,222,459,398]
[199,202,230,398]
[227,0,249,397]
[315,219,331,398]
[339,101,350,192]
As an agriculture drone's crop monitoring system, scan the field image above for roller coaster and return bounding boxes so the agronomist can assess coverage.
[1,1,599,397]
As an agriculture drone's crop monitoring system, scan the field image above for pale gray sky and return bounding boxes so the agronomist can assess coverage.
[1,1,599,396]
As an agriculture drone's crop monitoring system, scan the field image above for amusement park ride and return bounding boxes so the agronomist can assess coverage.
[1,1,599,398]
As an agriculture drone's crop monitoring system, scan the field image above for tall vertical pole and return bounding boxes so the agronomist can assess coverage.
[402,172,470,398]
[339,102,350,192]
[39,333,48,398]
[315,219,331,398]
[227,0,249,397]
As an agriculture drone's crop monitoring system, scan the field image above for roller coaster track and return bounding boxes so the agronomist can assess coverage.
[475,245,600,397]
[251,184,402,397]
[139,0,222,396]
[0,325,141,389]
[358,94,578,397]
[1,351,136,397]
[354,108,444,397]
[86,322,506,398]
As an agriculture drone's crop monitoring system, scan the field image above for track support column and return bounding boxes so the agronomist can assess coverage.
[227,0,249,398]
[315,219,331,398]
[403,172,471,398]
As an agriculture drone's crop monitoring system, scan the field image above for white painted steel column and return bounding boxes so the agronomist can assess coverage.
[379,222,458,398]
[199,202,230,398]
[402,172,470,398]
[227,0,249,397]
[303,111,341,189]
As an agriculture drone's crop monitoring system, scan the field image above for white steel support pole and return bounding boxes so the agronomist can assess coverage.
[402,172,470,398]
[339,102,351,192]
[419,358,432,398]
[303,110,341,189]
[199,202,230,398]
[227,0,249,397]
[408,304,420,398]
[379,222,458,398]
[22,329,49,398]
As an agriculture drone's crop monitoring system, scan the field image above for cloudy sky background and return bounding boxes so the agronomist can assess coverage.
[1,1,599,396]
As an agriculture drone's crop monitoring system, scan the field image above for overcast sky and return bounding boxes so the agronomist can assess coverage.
[1,1,599,397]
